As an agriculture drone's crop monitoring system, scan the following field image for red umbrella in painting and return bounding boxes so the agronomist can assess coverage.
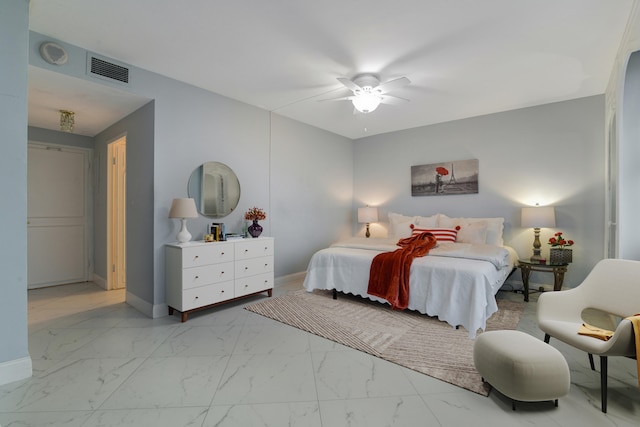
[436,166,449,176]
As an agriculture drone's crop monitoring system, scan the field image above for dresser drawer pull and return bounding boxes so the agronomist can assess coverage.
[195,296,199,299]
[195,276,199,279]
[245,266,249,270]
[194,255,199,259]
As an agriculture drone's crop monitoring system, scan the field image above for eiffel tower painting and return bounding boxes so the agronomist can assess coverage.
[410,159,479,196]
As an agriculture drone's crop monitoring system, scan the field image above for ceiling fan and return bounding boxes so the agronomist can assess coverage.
[324,74,411,113]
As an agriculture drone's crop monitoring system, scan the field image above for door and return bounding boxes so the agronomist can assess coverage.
[27,143,90,289]
[108,136,127,290]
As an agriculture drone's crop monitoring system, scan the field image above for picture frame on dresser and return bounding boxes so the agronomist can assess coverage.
[165,237,274,322]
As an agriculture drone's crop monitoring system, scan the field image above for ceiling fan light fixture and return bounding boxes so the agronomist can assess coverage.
[352,90,382,113]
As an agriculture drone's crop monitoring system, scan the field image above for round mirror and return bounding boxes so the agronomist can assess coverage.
[188,162,241,218]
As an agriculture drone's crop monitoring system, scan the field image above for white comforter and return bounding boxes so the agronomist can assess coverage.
[303,237,516,338]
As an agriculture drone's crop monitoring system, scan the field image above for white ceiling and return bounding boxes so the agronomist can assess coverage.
[27,0,634,139]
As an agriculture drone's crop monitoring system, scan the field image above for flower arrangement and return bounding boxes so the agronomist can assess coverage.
[244,206,266,221]
[548,232,574,249]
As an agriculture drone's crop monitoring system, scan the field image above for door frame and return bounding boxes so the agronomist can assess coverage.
[107,134,127,291]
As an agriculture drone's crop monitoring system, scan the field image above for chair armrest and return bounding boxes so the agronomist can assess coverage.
[537,288,586,324]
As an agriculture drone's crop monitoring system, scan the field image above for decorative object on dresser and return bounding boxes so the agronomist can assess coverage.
[168,198,199,244]
[521,204,556,262]
[411,159,479,196]
[245,206,266,238]
[357,205,378,238]
[548,231,574,264]
[166,237,274,322]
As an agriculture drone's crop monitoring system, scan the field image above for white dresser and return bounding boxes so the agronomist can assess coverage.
[165,237,274,322]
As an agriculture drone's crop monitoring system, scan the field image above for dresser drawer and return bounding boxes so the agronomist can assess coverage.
[182,281,234,311]
[235,238,274,260]
[181,243,234,268]
[182,262,234,290]
[235,272,274,297]
[235,256,274,279]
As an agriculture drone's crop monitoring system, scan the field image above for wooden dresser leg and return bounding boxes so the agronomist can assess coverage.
[181,312,188,322]
[267,289,273,297]
[168,307,174,315]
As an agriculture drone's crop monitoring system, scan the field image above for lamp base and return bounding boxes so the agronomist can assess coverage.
[176,218,192,244]
[365,223,371,238]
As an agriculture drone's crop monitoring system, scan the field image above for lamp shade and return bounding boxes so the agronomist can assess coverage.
[169,198,198,219]
[358,206,379,223]
[521,206,556,228]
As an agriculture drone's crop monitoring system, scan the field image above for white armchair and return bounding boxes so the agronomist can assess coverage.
[537,258,640,413]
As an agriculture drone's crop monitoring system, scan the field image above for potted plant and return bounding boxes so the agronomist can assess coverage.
[548,232,574,264]
[245,206,266,238]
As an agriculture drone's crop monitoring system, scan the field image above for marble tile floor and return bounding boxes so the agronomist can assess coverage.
[1,279,638,427]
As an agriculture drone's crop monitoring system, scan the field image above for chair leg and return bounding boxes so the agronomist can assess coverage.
[588,353,595,371]
[600,356,607,413]
[544,334,550,343]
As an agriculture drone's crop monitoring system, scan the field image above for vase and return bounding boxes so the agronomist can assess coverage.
[550,248,572,264]
[247,219,263,238]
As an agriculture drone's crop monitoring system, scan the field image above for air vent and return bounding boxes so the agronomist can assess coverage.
[87,54,130,85]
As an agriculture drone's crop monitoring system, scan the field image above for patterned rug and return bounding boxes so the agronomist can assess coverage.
[245,290,525,396]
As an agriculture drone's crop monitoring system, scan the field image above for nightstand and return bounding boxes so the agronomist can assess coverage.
[517,260,568,302]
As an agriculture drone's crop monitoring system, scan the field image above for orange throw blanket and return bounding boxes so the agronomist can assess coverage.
[367,233,438,310]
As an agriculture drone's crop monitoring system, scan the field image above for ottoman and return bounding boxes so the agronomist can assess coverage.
[473,330,570,410]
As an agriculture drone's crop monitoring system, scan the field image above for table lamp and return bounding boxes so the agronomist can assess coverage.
[521,205,556,262]
[358,206,378,238]
[169,198,199,243]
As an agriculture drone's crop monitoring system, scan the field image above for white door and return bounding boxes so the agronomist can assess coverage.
[27,143,90,289]
[108,136,126,290]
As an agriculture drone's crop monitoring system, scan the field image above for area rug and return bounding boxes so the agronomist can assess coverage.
[245,290,524,396]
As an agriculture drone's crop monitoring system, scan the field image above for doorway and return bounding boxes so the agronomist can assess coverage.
[107,136,127,290]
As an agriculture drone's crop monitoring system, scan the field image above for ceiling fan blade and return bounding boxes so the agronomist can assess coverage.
[375,77,410,94]
[337,77,362,92]
[379,94,409,105]
[318,95,354,102]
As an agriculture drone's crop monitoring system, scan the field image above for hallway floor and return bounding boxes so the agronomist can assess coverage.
[1,280,638,426]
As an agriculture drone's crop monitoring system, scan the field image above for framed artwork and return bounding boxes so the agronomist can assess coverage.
[411,159,479,196]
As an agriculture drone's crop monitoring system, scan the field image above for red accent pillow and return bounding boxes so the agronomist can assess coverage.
[410,224,459,242]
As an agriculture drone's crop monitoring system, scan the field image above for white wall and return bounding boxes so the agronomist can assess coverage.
[354,96,606,288]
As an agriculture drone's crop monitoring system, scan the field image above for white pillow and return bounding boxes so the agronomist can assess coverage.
[438,215,504,246]
[388,212,418,238]
[456,221,488,244]
[415,214,439,228]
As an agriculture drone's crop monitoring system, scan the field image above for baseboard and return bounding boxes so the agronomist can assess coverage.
[93,273,107,290]
[0,356,32,386]
[125,290,168,319]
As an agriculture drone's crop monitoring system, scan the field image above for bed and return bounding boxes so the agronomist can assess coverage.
[303,212,518,338]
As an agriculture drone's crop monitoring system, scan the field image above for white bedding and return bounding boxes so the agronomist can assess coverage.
[303,237,517,338]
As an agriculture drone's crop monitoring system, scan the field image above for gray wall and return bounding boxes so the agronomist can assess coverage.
[28,126,94,149]
[619,50,640,260]
[93,102,155,304]
[353,96,606,288]
[0,0,31,384]
[270,114,354,276]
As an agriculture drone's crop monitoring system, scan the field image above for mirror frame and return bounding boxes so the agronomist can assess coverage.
[188,161,241,218]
